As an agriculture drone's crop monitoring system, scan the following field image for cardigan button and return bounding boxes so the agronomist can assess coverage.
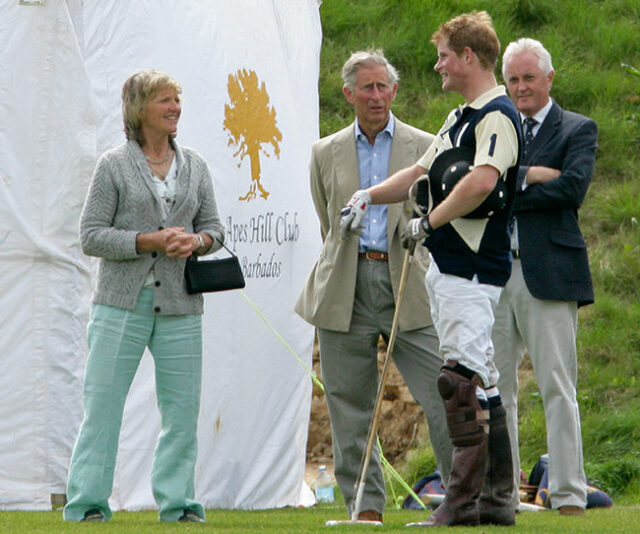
[154,281,161,287]
[152,252,158,258]
[158,225,164,230]
[154,306,161,313]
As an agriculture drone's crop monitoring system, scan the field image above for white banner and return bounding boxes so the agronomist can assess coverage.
[0,0,321,511]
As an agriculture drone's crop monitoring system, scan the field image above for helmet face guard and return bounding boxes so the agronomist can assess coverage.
[409,173,432,217]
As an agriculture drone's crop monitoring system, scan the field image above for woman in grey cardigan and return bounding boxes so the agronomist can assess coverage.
[63,70,225,524]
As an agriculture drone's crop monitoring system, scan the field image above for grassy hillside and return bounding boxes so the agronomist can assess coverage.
[318,0,640,503]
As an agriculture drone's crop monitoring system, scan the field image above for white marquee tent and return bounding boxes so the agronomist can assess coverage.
[0,0,322,511]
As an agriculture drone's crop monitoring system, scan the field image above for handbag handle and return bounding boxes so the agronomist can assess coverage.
[214,237,237,258]
[192,236,237,259]
[217,239,237,258]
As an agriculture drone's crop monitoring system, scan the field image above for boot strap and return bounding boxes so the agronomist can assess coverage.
[441,360,484,387]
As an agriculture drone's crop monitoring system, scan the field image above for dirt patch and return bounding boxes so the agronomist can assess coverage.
[306,336,428,467]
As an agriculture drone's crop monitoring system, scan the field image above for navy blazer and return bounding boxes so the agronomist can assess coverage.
[513,101,597,307]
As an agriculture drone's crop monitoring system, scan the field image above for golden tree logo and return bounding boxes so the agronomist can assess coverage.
[224,69,282,201]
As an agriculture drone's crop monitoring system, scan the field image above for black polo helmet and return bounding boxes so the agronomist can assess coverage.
[427,146,507,219]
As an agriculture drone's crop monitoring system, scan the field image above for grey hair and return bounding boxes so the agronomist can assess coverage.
[341,49,399,90]
[502,38,554,80]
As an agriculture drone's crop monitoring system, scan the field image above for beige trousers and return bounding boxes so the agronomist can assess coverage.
[492,259,587,509]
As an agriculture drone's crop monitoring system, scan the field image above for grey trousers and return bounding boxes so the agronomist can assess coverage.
[492,259,587,509]
[318,258,452,516]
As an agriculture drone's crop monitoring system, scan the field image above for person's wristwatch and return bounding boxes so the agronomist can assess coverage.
[421,215,434,237]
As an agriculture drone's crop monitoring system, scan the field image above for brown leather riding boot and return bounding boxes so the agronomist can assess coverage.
[407,361,489,527]
[479,401,516,526]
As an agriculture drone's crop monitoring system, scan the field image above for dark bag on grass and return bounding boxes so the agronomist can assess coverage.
[402,470,446,510]
[184,241,245,294]
[529,453,613,509]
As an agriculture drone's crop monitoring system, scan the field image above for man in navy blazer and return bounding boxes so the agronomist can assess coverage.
[492,38,597,516]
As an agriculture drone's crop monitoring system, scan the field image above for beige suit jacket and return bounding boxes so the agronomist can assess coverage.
[295,118,435,332]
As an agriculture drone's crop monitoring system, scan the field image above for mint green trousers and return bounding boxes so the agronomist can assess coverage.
[63,289,205,522]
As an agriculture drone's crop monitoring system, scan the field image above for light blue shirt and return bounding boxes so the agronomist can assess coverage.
[355,113,394,253]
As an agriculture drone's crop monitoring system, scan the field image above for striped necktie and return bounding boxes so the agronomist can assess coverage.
[523,117,537,156]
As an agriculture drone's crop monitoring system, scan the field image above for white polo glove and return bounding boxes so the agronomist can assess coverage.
[339,189,372,239]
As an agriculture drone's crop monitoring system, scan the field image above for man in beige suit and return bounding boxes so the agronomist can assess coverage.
[295,50,451,523]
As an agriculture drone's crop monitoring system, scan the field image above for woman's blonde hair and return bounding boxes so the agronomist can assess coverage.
[121,69,182,144]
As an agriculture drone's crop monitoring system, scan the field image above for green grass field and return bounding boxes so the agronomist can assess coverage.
[2,505,640,533]
[315,0,640,504]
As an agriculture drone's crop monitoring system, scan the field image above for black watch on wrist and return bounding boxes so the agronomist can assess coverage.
[421,215,434,237]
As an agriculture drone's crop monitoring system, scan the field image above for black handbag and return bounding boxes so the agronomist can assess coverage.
[184,241,245,294]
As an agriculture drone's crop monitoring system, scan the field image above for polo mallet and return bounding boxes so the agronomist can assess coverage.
[326,248,414,527]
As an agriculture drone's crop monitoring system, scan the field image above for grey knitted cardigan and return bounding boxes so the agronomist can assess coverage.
[80,139,225,315]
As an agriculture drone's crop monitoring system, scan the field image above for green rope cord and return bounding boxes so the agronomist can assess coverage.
[381,442,400,508]
[240,290,324,392]
[378,435,427,510]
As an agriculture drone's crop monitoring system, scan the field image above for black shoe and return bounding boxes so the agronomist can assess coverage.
[178,509,206,523]
[82,508,105,522]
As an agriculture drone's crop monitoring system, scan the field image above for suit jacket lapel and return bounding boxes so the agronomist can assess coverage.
[387,120,416,233]
[524,101,562,164]
[389,120,417,174]
[332,124,360,202]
